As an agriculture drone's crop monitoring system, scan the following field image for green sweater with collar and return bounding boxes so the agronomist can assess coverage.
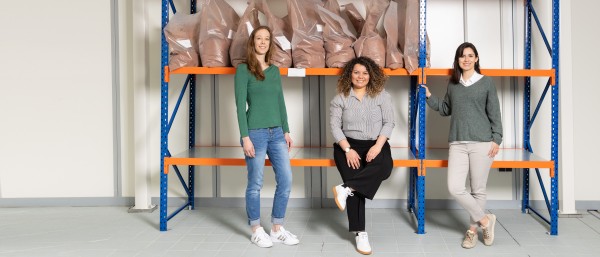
[235,63,290,138]
[426,76,503,145]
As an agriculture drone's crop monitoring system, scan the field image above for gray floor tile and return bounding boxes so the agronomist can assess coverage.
[372,241,399,252]
[196,242,225,251]
[297,243,326,252]
[215,250,245,257]
[0,206,597,256]
[294,252,324,257]
[271,243,299,252]
[321,243,347,252]
[241,247,272,256]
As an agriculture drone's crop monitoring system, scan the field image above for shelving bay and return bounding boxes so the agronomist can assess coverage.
[159,0,560,235]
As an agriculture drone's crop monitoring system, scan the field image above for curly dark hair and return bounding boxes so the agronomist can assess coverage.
[336,56,388,97]
[246,26,275,81]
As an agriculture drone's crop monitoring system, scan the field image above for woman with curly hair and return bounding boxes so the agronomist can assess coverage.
[330,56,395,255]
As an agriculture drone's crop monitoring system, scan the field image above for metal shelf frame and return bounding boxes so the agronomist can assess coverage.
[160,0,198,232]
[159,0,559,235]
[520,0,560,235]
[158,0,426,232]
[411,0,560,235]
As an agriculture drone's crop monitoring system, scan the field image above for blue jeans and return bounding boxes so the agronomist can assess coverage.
[243,127,292,227]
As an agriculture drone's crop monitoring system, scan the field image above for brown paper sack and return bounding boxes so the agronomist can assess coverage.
[353,0,389,67]
[318,0,356,68]
[288,0,326,68]
[256,0,293,67]
[198,0,239,67]
[384,1,403,69]
[230,0,260,67]
[164,12,201,70]
[342,3,365,36]
[397,0,431,73]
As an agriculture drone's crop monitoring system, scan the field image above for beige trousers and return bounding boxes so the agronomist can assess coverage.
[447,142,494,227]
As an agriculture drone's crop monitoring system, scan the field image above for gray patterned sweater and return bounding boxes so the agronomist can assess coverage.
[426,76,503,145]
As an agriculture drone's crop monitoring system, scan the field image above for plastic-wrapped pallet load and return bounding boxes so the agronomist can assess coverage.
[198,0,239,67]
[318,0,356,68]
[384,0,403,69]
[230,0,260,67]
[288,0,326,68]
[256,0,292,67]
[353,0,389,68]
[397,0,431,73]
[164,12,201,70]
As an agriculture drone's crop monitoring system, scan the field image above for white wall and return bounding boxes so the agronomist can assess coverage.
[571,0,600,202]
[0,0,114,198]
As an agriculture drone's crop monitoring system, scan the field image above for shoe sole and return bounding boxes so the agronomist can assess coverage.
[271,237,299,245]
[484,214,496,246]
[252,242,273,248]
[332,186,345,211]
[462,244,476,249]
[356,248,372,255]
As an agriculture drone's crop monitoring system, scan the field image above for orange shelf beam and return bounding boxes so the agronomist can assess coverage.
[164,158,420,174]
[165,66,422,82]
[165,66,555,85]
[421,160,554,177]
[424,68,555,85]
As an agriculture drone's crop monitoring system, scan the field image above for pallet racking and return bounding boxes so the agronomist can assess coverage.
[159,0,560,235]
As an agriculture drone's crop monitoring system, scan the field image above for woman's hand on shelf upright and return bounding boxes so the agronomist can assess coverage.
[420,85,432,98]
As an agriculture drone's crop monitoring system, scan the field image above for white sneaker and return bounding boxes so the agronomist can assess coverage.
[270,226,299,245]
[355,232,372,255]
[333,184,353,211]
[250,227,273,248]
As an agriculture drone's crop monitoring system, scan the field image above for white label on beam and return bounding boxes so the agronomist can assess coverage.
[287,68,306,77]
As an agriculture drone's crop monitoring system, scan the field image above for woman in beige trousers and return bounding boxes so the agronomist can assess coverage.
[422,42,503,249]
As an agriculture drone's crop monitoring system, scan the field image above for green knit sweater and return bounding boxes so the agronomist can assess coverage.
[426,76,503,145]
[235,63,290,138]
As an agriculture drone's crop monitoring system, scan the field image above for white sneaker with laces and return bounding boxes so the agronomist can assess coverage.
[270,226,299,245]
[355,232,372,255]
[333,184,354,211]
[250,227,273,248]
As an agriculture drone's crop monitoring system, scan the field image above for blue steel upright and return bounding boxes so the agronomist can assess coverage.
[415,0,427,235]
[160,0,199,231]
[550,0,559,236]
[408,77,417,212]
[160,0,170,231]
[188,0,197,211]
[522,0,559,235]
[522,0,532,215]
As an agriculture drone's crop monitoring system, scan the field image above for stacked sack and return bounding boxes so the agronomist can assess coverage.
[165,0,430,71]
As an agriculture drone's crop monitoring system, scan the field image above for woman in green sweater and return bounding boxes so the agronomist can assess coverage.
[234,26,298,248]
[422,42,503,249]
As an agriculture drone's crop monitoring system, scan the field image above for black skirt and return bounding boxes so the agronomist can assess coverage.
[333,137,393,199]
